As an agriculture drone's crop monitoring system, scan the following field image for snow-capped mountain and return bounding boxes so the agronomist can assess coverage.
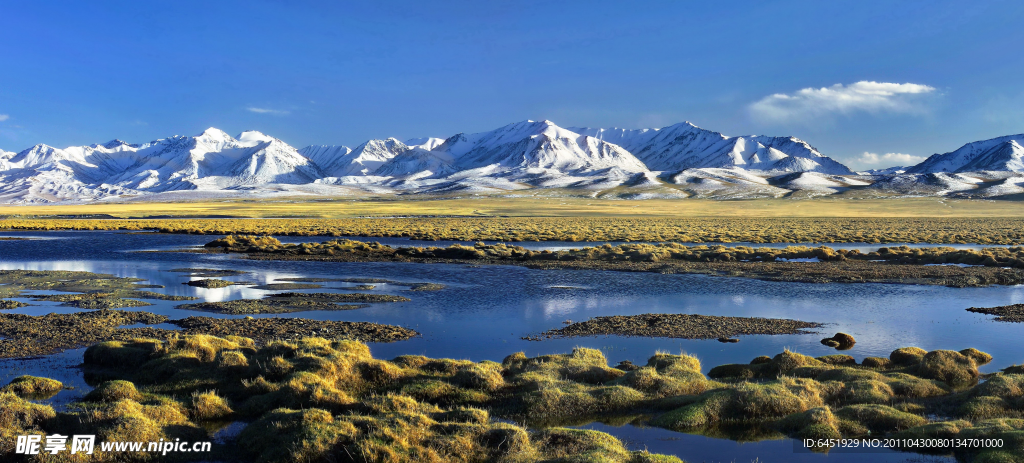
[3,120,1023,203]
[906,134,1024,173]
[438,120,648,173]
[299,138,410,177]
[570,122,853,175]
[858,166,907,176]
[0,128,321,201]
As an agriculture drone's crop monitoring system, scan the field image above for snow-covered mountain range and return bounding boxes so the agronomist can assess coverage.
[0,121,1021,203]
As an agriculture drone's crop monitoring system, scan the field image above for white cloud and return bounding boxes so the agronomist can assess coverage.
[854,151,926,167]
[246,107,290,116]
[750,81,936,123]
[0,114,9,122]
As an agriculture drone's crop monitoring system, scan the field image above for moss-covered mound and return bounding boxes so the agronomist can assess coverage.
[11,335,1016,461]
[70,335,683,462]
[1,375,63,399]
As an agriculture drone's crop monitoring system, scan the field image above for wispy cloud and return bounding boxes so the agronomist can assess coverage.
[0,114,10,122]
[853,151,926,168]
[246,107,290,116]
[749,81,936,124]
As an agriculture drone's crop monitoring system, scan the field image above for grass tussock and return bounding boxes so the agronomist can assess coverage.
[18,334,1021,461]
[1,375,63,399]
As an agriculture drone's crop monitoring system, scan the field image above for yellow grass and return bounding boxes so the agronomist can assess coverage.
[1,196,1023,219]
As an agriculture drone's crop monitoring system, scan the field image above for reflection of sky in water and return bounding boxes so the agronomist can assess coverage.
[2,231,1021,462]
[1,231,1021,371]
[578,422,954,463]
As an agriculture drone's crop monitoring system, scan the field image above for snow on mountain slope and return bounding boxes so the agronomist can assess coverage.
[570,122,853,175]
[438,120,648,173]
[405,137,446,150]
[665,168,790,199]
[768,172,870,197]
[298,145,353,175]
[6,121,1024,203]
[300,138,409,177]
[907,134,1024,173]
[858,167,907,175]
[866,173,985,196]
[374,148,457,178]
[0,128,321,200]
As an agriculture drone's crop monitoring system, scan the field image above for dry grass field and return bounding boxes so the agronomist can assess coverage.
[2,197,1023,244]
[1,196,1023,219]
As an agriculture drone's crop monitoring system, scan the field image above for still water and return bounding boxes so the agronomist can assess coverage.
[2,230,1022,462]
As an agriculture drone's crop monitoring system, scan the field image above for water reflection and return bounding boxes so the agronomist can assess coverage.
[1,231,1021,462]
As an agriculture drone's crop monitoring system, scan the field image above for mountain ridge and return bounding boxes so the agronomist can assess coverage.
[1,121,1021,203]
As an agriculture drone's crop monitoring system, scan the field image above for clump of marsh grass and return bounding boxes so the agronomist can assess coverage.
[1,375,63,399]
[69,333,1022,462]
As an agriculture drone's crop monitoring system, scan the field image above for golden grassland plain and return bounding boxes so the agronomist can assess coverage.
[5,333,1024,462]
[2,197,1024,219]
[3,199,1024,244]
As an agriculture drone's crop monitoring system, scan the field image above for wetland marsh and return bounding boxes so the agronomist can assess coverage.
[0,228,1023,462]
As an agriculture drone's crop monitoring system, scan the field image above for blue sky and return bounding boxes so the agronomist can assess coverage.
[1,0,1021,169]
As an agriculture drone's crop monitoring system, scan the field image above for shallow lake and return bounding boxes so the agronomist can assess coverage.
[2,230,1022,462]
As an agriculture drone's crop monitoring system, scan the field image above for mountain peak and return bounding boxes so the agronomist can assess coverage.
[907,133,1024,173]
[197,127,234,141]
[237,130,274,144]
[102,139,133,149]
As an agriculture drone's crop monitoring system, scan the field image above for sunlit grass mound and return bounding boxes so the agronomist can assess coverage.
[238,403,681,463]
[71,335,1024,461]
[0,392,53,454]
[76,334,686,463]
[1,375,63,399]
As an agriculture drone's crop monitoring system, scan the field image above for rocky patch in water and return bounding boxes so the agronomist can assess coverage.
[535,313,822,340]
[168,268,249,278]
[967,303,1024,322]
[0,300,28,310]
[174,292,411,315]
[0,309,419,358]
[280,276,447,291]
[0,270,196,309]
[184,278,246,288]
[0,310,173,358]
[249,283,322,290]
[168,316,418,344]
